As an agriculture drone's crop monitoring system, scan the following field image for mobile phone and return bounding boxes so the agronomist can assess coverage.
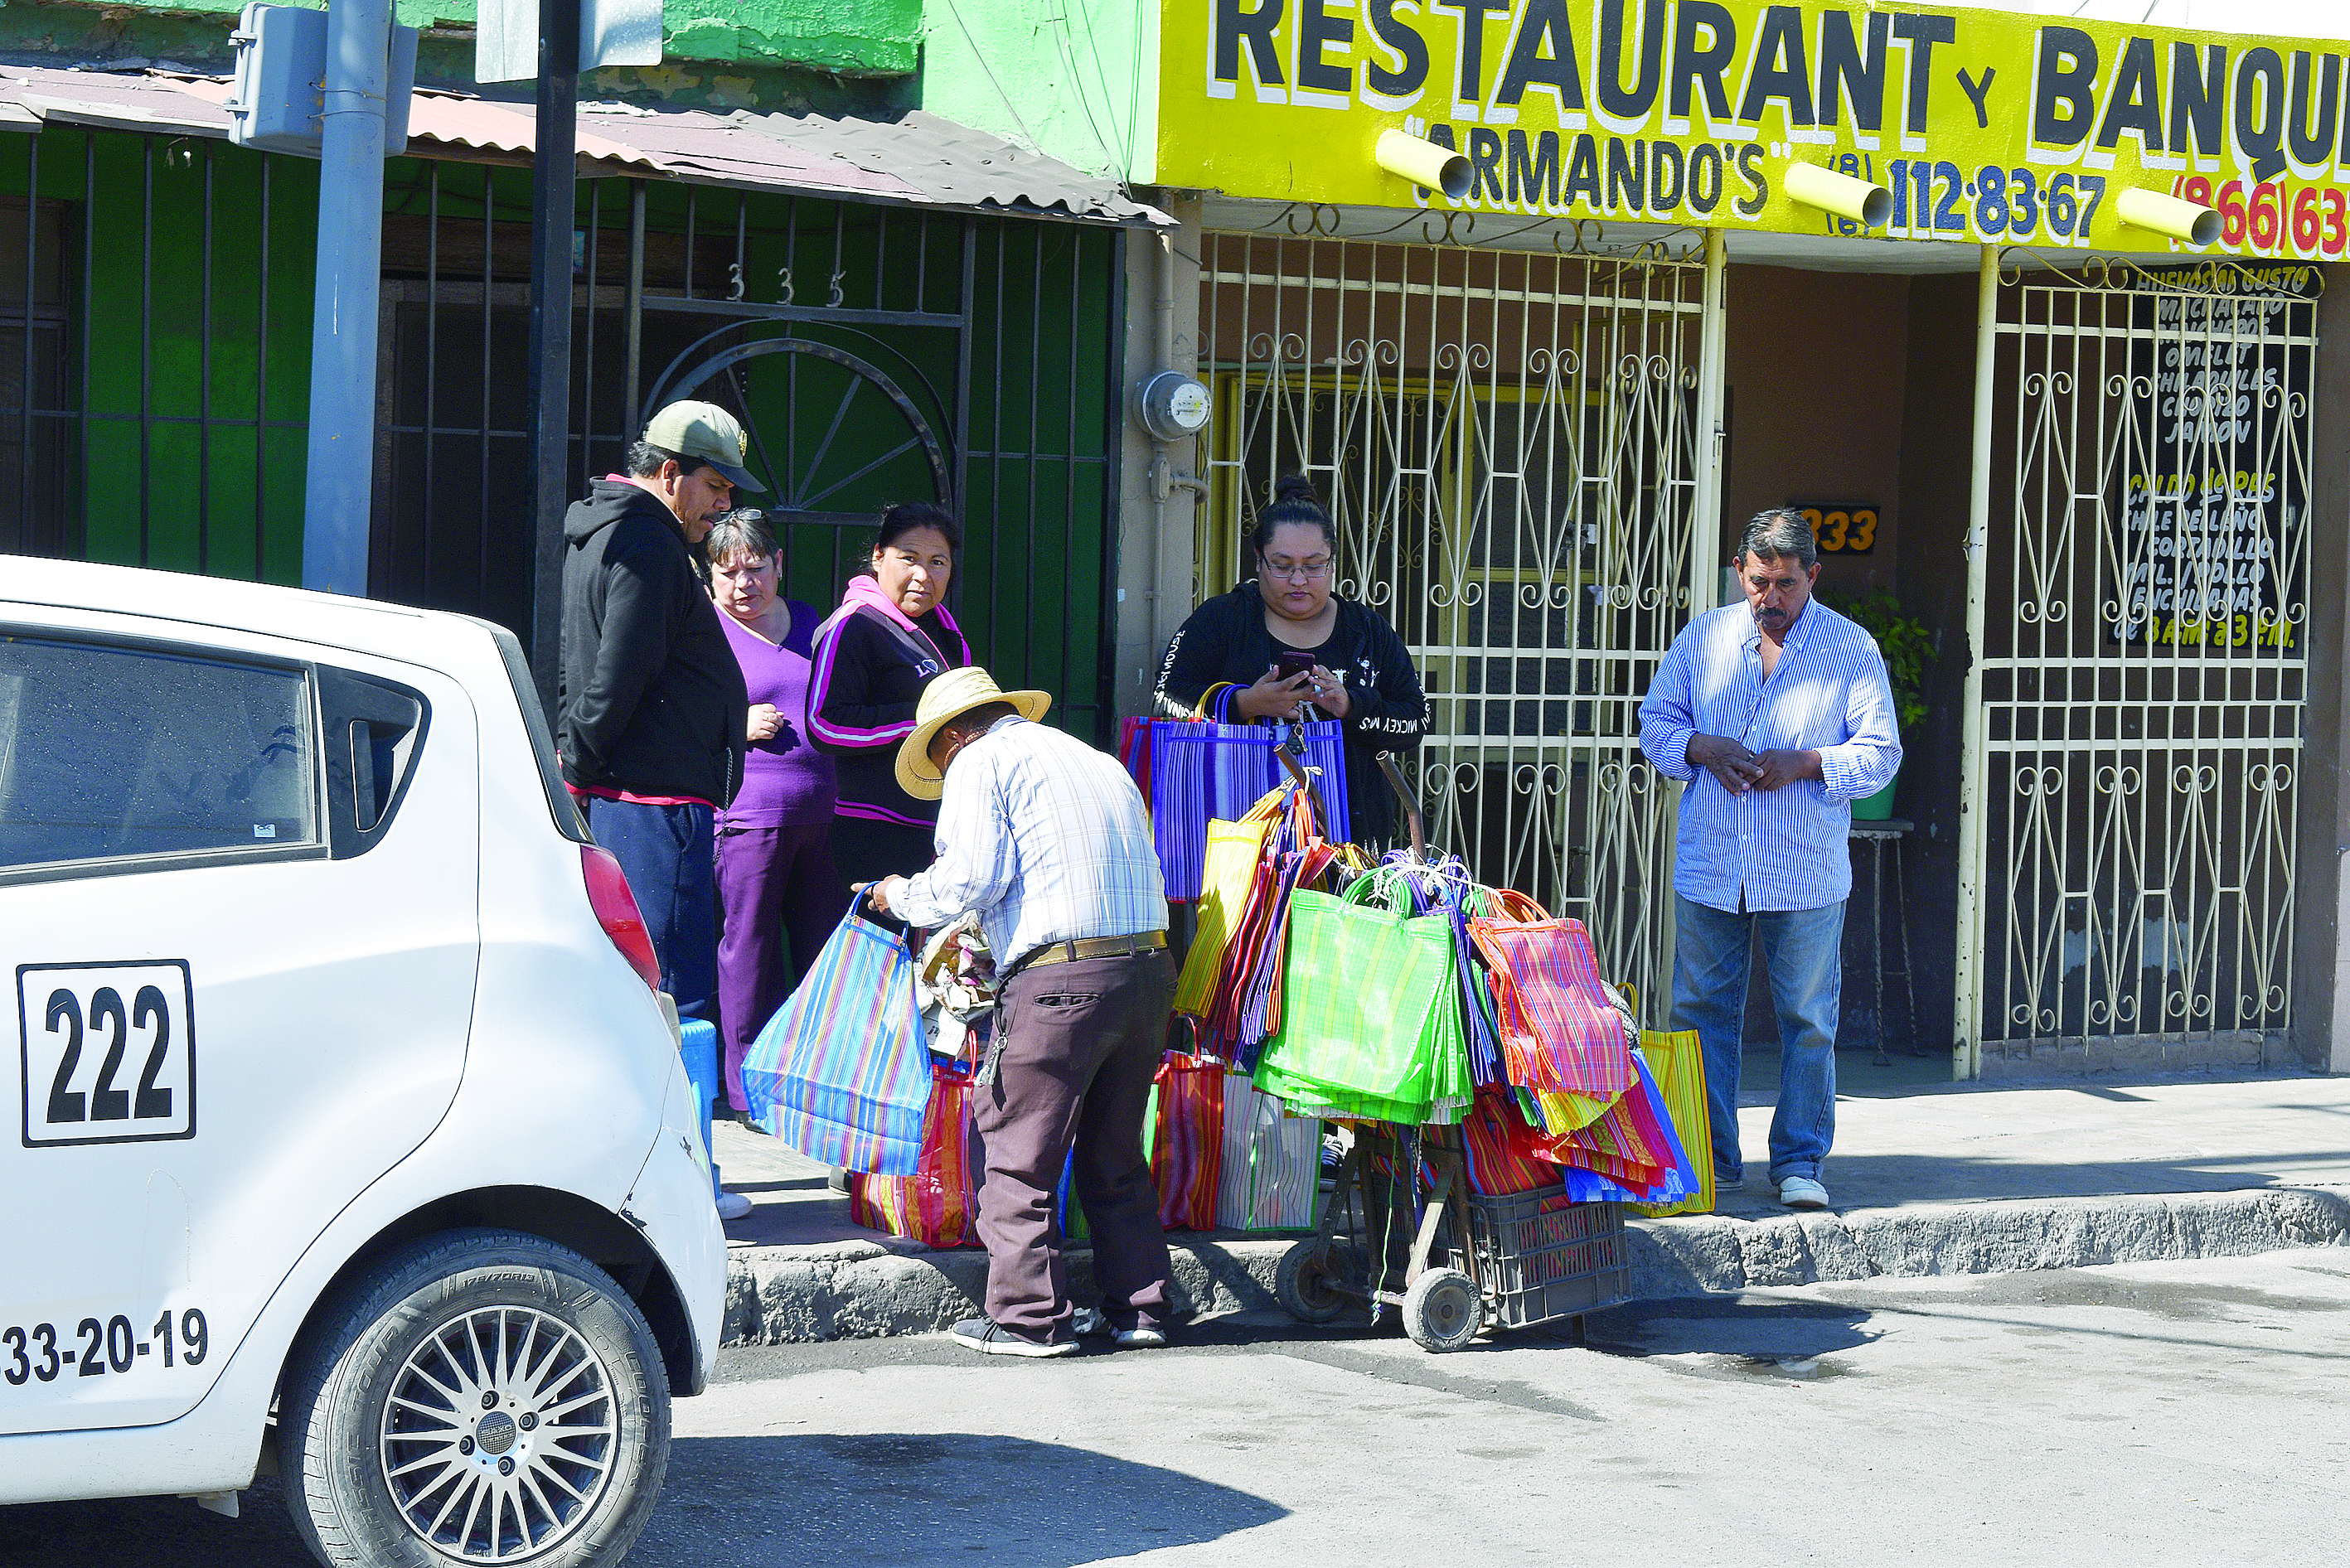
[1276,649,1317,683]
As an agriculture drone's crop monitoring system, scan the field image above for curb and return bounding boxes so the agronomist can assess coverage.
[724,1235,1296,1344]
[1621,1185,2350,1298]
[720,1185,2350,1345]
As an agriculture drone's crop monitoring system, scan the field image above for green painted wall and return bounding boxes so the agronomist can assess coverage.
[918,0,1156,181]
[0,127,314,582]
[0,0,923,112]
[0,128,1120,728]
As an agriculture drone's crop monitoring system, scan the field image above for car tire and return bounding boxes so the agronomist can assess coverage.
[279,1227,671,1568]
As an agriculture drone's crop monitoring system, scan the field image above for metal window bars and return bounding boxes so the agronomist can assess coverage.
[1195,226,1709,1012]
[0,127,1127,745]
[1964,255,2317,1069]
[0,130,301,574]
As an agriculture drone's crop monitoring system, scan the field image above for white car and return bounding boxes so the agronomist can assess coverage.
[0,556,724,1566]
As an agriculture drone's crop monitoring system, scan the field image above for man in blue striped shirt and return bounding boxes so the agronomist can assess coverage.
[1639,510,1902,1211]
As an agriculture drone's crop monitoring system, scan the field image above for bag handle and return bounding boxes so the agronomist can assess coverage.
[1485,888,1552,923]
[1190,680,1238,723]
[1341,865,1410,915]
[841,888,915,951]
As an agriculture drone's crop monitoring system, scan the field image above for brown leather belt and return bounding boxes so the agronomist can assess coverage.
[1015,931,1167,973]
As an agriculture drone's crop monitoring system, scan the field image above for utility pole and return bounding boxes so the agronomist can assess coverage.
[478,0,659,703]
[299,0,394,595]
[526,0,582,719]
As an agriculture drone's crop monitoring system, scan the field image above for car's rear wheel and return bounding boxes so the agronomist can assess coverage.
[279,1229,671,1567]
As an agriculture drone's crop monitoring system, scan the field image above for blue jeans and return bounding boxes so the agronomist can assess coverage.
[1670,893,1844,1185]
[584,796,718,1024]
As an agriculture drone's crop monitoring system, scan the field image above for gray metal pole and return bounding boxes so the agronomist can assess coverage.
[527,0,583,716]
[300,0,393,595]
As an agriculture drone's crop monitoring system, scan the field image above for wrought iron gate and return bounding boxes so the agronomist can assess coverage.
[369,170,1126,742]
[1963,259,2316,1072]
[1196,229,1709,1006]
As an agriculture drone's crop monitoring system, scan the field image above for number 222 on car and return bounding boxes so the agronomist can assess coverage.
[17,961,196,1146]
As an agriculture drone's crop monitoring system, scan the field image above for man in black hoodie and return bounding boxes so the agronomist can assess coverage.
[560,400,757,1028]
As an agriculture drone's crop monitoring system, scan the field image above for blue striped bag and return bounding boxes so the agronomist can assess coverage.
[1151,685,1351,898]
[742,896,934,1176]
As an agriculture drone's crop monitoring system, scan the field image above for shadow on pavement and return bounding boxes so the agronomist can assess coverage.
[1582,1295,1881,1362]
[2,1435,1286,1568]
[0,1478,312,1566]
[641,1433,1286,1566]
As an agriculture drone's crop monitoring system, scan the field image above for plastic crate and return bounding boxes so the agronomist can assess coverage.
[677,1017,724,1201]
[1458,1188,1629,1328]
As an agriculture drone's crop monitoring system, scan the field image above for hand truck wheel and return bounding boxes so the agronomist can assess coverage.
[1401,1267,1483,1353]
[1275,1239,1349,1324]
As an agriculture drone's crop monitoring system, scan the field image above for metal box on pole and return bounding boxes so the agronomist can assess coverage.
[225,2,418,157]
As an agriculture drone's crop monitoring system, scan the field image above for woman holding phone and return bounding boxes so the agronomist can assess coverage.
[1153,474,1429,849]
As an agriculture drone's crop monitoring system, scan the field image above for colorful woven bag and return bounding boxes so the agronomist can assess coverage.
[742,895,935,1176]
[1118,714,1155,800]
[1151,686,1352,898]
[1215,1073,1323,1232]
[1470,896,1635,1100]
[848,1062,981,1246]
[1538,1051,1693,1203]
[1149,1053,1226,1231]
[1175,784,1287,1019]
[1460,1090,1561,1196]
[1631,1028,1716,1217]
[1252,873,1471,1125]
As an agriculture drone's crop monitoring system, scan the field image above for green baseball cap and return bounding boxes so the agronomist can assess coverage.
[642,399,763,493]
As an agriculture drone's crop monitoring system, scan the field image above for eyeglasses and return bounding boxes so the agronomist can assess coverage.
[1262,557,1333,582]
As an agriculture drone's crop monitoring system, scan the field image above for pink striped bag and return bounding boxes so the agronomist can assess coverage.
[1469,896,1634,1100]
[848,1063,981,1247]
[1149,1053,1226,1231]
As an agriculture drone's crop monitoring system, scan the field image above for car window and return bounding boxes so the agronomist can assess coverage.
[0,632,319,873]
[318,665,429,859]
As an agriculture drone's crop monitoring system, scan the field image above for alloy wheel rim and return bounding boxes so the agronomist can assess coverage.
[379,1306,618,1561]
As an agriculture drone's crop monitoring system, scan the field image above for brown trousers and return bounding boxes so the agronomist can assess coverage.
[971,948,1176,1340]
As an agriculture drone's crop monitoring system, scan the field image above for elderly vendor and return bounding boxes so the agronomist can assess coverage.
[864,667,1174,1358]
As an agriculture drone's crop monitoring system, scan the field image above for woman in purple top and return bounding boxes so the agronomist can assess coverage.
[806,502,972,887]
[706,511,841,1119]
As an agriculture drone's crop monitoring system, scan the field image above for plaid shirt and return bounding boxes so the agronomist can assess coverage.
[892,717,1166,970]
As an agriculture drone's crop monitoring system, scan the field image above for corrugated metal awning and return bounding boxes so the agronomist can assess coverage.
[0,65,1167,227]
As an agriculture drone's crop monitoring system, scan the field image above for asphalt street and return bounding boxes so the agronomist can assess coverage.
[7,1249,2346,1567]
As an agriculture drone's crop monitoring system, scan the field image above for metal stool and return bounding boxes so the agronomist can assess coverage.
[1849,819,1921,1066]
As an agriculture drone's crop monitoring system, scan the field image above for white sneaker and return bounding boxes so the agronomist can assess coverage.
[1072,1307,1108,1338]
[1113,1325,1168,1349]
[1776,1175,1831,1211]
[715,1189,753,1221]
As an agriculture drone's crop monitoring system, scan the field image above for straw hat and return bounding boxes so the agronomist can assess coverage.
[895,666,1051,800]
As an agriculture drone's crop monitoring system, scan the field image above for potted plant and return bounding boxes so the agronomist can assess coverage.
[1826,588,1932,820]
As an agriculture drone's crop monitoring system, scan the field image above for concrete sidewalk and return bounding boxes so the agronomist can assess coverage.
[710,1062,2350,1344]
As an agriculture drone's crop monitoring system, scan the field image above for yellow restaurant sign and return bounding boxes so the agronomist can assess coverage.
[1156,1,2350,255]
